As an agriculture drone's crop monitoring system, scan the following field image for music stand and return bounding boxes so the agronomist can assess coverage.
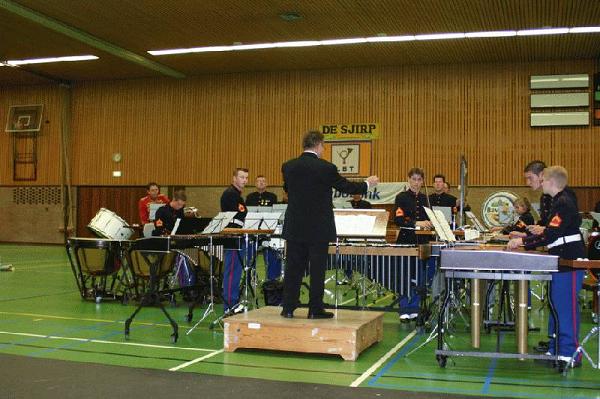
[187,213,235,334]
[332,209,388,309]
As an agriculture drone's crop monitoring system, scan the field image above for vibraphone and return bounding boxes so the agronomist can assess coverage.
[326,242,425,309]
[436,246,558,367]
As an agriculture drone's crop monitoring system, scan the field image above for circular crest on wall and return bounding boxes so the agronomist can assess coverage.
[481,191,518,228]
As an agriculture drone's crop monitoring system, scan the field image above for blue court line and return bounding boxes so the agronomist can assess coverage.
[369,381,596,399]
[382,370,600,389]
[367,331,422,387]
[482,332,504,394]
[0,317,123,353]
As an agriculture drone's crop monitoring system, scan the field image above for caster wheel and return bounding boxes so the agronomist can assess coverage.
[171,333,178,344]
[436,354,447,368]
[95,296,102,304]
[185,314,193,323]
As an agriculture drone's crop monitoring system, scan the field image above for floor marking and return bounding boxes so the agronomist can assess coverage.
[340,292,393,306]
[0,311,173,328]
[349,329,417,388]
[0,331,215,352]
[169,349,224,371]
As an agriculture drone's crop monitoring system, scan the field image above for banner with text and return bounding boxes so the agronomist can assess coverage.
[332,182,407,207]
[321,123,380,140]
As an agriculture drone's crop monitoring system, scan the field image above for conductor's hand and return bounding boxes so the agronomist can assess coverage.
[366,175,379,187]
[506,238,523,250]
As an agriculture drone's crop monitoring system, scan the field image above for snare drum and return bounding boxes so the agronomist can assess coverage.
[88,208,133,240]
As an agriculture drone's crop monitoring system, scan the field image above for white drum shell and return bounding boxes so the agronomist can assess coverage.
[88,208,132,240]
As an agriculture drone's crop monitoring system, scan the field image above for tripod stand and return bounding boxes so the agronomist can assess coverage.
[187,235,218,334]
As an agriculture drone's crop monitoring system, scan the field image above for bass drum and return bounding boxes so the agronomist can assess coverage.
[88,208,132,240]
[588,232,600,260]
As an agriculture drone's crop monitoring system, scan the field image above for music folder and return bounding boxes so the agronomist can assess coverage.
[333,208,388,238]
[172,217,212,235]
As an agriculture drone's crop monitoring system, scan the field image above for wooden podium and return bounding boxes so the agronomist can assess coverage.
[224,306,384,360]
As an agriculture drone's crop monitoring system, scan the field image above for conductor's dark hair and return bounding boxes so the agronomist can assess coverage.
[433,174,446,182]
[408,168,425,179]
[302,130,324,150]
[524,160,546,174]
[146,182,159,191]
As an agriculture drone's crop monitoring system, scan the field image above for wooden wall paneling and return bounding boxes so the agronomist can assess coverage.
[68,59,599,187]
[76,186,146,237]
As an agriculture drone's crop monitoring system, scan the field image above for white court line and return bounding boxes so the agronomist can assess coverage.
[349,329,417,388]
[0,331,215,352]
[0,311,172,328]
[169,349,224,371]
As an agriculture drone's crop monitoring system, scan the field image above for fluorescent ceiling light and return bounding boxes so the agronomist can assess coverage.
[517,28,569,36]
[4,55,98,66]
[570,26,600,33]
[415,33,465,40]
[148,26,600,56]
[465,30,517,38]
[366,35,415,42]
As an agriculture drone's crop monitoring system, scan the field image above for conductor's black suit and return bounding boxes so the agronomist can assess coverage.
[281,152,368,314]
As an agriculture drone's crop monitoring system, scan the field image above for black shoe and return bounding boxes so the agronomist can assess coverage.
[307,310,334,319]
[280,309,294,318]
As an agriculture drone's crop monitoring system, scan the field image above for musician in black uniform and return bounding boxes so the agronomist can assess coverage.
[349,194,372,209]
[281,130,379,319]
[246,175,278,207]
[152,190,186,236]
[508,166,585,368]
[394,168,433,321]
[429,174,457,208]
[246,175,281,280]
[220,168,249,314]
[514,160,578,237]
[491,197,535,234]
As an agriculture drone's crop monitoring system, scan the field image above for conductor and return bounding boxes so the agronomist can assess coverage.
[281,130,379,319]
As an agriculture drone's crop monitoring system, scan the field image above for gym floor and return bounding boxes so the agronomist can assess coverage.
[0,244,599,399]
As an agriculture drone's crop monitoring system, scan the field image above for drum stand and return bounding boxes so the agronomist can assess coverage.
[209,233,259,330]
[124,251,179,343]
[568,270,600,370]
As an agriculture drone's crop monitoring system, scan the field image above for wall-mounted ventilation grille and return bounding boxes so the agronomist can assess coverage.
[13,187,61,205]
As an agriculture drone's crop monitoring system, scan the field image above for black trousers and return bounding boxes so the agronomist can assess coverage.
[282,240,328,313]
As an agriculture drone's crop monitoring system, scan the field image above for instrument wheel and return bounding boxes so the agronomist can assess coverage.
[436,354,447,368]
[185,313,193,323]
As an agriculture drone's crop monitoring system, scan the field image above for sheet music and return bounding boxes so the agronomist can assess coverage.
[242,212,263,229]
[465,211,487,232]
[424,207,456,242]
[240,212,282,230]
[464,228,480,241]
[261,212,282,229]
[432,206,452,223]
[201,212,237,234]
[335,214,377,236]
